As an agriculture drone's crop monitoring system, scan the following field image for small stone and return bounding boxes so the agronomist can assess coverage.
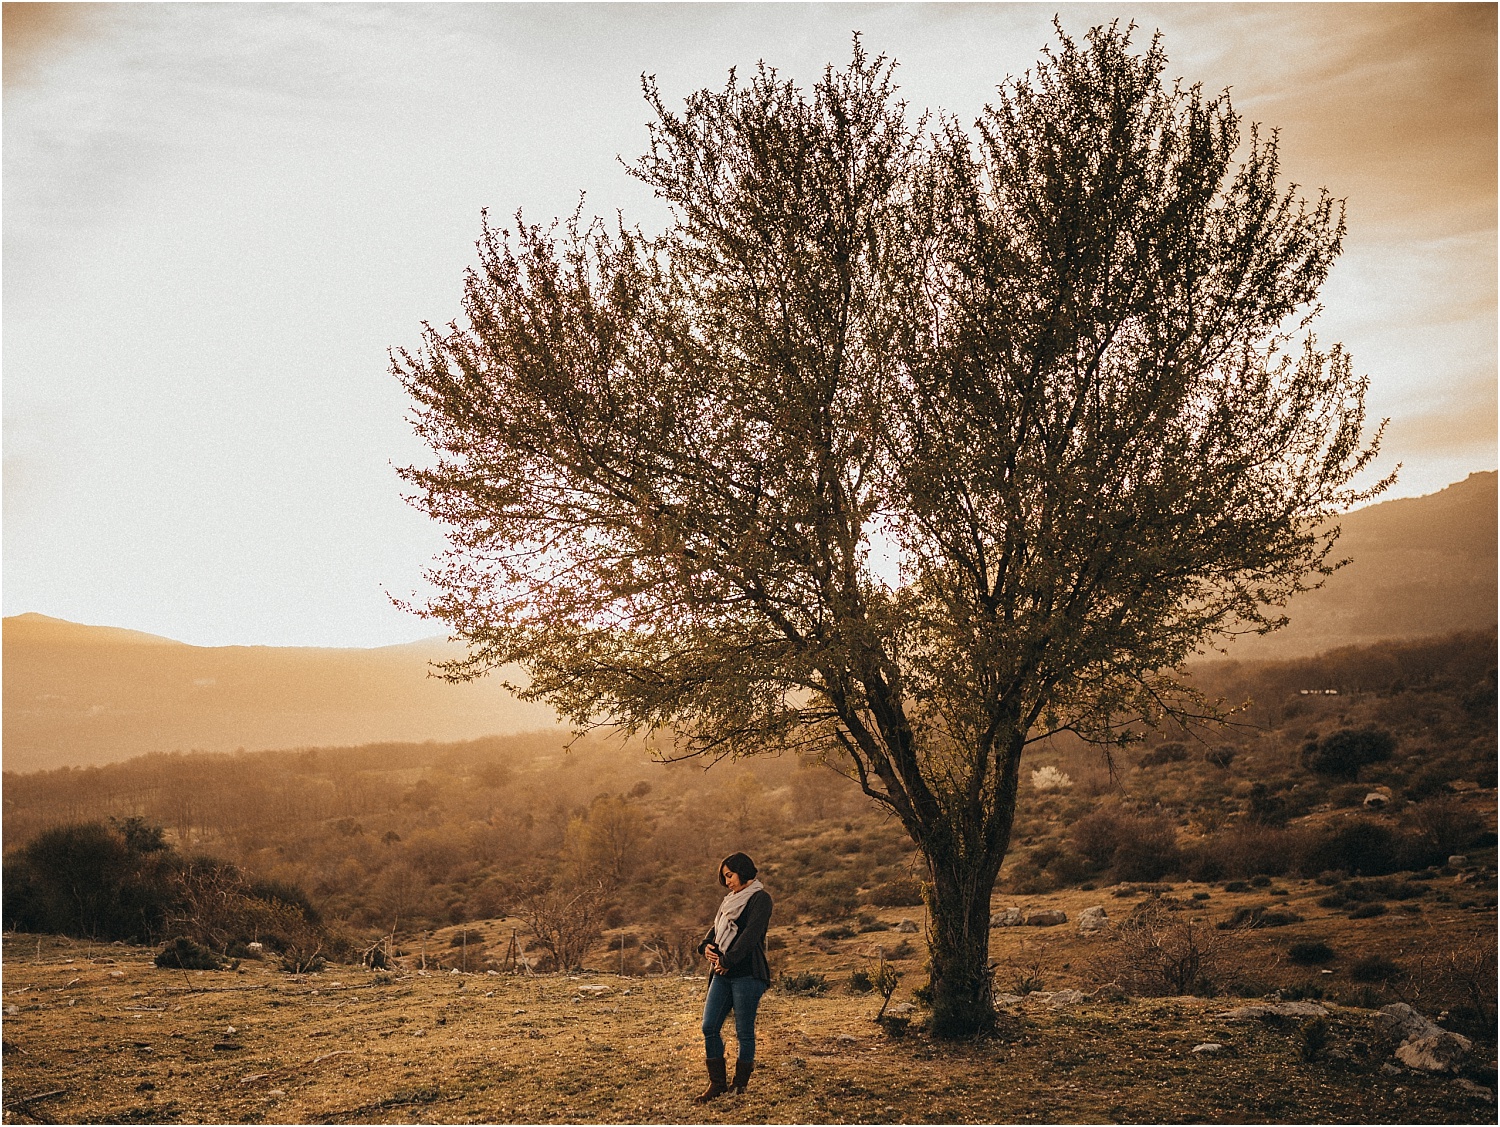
[1363,792,1389,808]
[885,1002,916,1016]
[1191,1043,1224,1055]
[1453,1078,1494,1102]
[1448,855,1471,868]
[109,971,125,979]
[1380,1062,1403,1076]
[268,1089,286,1097]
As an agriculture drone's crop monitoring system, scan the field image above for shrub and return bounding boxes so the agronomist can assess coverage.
[1069,809,1180,881]
[778,971,828,995]
[1288,940,1336,965]
[1218,906,1302,929]
[1204,746,1236,769]
[1301,727,1396,781]
[1302,819,1401,876]
[1349,955,1401,982]
[860,876,924,907]
[1137,742,1190,768]
[1348,902,1387,919]
[155,936,225,971]
[1105,901,1239,997]
[848,969,875,993]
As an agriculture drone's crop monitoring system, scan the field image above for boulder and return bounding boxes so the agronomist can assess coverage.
[993,993,1026,1006]
[1025,909,1068,927]
[1191,1043,1224,1055]
[1396,1032,1473,1074]
[991,908,1024,928]
[1452,1079,1494,1103]
[1077,906,1109,933]
[1376,1003,1442,1042]
[1363,792,1389,809]
[1448,854,1471,869]
[1046,988,1086,1008]
[896,918,920,933]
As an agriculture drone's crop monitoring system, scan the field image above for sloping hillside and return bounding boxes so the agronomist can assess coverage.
[1219,472,1496,660]
[1,614,558,772]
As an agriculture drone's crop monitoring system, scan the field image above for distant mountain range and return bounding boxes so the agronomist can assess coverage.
[1214,470,1496,660]
[4,472,1493,773]
[2,618,558,773]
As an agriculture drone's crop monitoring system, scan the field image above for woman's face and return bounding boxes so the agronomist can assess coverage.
[722,866,746,892]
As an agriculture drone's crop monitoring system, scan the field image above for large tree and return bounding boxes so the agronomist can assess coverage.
[396,24,1387,1036]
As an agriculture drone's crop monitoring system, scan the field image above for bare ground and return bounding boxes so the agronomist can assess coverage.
[2,916,1494,1126]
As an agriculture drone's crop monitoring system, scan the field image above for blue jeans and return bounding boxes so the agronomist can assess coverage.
[701,973,768,1063]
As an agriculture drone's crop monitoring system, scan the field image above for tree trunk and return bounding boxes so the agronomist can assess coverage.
[923,850,1000,1038]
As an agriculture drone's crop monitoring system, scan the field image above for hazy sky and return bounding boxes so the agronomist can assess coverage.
[5,3,1495,648]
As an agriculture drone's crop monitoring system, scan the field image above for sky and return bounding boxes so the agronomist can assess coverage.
[5,2,1496,648]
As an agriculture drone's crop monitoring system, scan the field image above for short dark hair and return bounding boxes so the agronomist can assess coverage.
[718,852,757,886]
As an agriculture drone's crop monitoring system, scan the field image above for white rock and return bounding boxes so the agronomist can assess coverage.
[885,1003,916,1016]
[1214,1002,1328,1021]
[1077,906,1109,933]
[1047,988,1086,1008]
[1363,792,1389,808]
[577,984,612,996]
[991,908,1023,928]
[993,993,1026,1006]
[1396,1032,1472,1073]
[1191,1043,1224,1055]
[1377,1003,1442,1042]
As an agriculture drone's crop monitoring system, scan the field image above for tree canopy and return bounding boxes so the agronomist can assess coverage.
[396,23,1387,1036]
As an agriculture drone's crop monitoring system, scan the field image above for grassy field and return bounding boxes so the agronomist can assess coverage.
[4,877,1495,1125]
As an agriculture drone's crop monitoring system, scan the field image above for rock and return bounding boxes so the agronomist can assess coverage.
[576,984,612,997]
[1395,1032,1473,1073]
[885,1003,916,1016]
[246,942,264,955]
[1452,1078,1494,1102]
[1363,792,1389,808]
[1191,1043,1224,1055]
[1214,1002,1328,1021]
[1077,906,1109,933]
[993,993,1025,1006]
[1046,988,1086,1008]
[896,919,919,933]
[1380,1062,1403,1076]
[991,908,1023,928]
[1448,855,1471,869]
[1025,909,1068,927]
[1376,1003,1442,1042]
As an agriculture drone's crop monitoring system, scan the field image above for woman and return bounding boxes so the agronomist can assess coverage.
[694,851,772,1102]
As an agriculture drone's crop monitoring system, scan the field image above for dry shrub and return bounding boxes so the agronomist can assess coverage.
[1099,898,1244,997]
[519,880,608,973]
[640,927,702,974]
[1069,808,1180,880]
[1395,933,1498,1042]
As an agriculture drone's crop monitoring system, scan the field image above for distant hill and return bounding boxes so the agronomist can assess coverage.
[4,473,1492,771]
[1212,471,1497,660]
[2,615,559,772]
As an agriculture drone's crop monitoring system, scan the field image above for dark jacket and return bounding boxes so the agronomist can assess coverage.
[698,888,773,984]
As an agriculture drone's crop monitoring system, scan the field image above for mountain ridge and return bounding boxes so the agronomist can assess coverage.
[5,472,1493,772]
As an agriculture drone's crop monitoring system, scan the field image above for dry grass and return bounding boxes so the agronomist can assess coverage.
[3,882,1494,1125]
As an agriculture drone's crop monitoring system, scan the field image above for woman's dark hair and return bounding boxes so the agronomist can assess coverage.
[718,852,757,886]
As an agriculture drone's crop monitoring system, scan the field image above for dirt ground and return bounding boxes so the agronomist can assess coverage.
[1,926,1494,1125]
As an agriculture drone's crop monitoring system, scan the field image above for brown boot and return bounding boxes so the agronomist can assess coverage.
[731,1059,753,1094]
[694,1058,729,1103]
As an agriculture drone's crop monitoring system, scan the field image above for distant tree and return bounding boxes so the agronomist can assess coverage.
[519,879,609,973]
[397,25,1386,1036]
[1301,727,1397,781]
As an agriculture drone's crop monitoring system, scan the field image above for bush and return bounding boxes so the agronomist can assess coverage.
[1218,906,1303,929]
[1348,902,1387,919]
[1349,955,1402,982]
[778,971,828,995]
[1301,727,1396,781]
[1105,902,1239,997]
[155,936,225,970]
[1302,819,1401,876]
[2,821,180,942]
[1069,809,1180,881]
[848,969,875,993]
[1137,742,1190,768]
[1288,940,1336,965]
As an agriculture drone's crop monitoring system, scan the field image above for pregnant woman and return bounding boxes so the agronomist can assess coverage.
[694,852,773,1102]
